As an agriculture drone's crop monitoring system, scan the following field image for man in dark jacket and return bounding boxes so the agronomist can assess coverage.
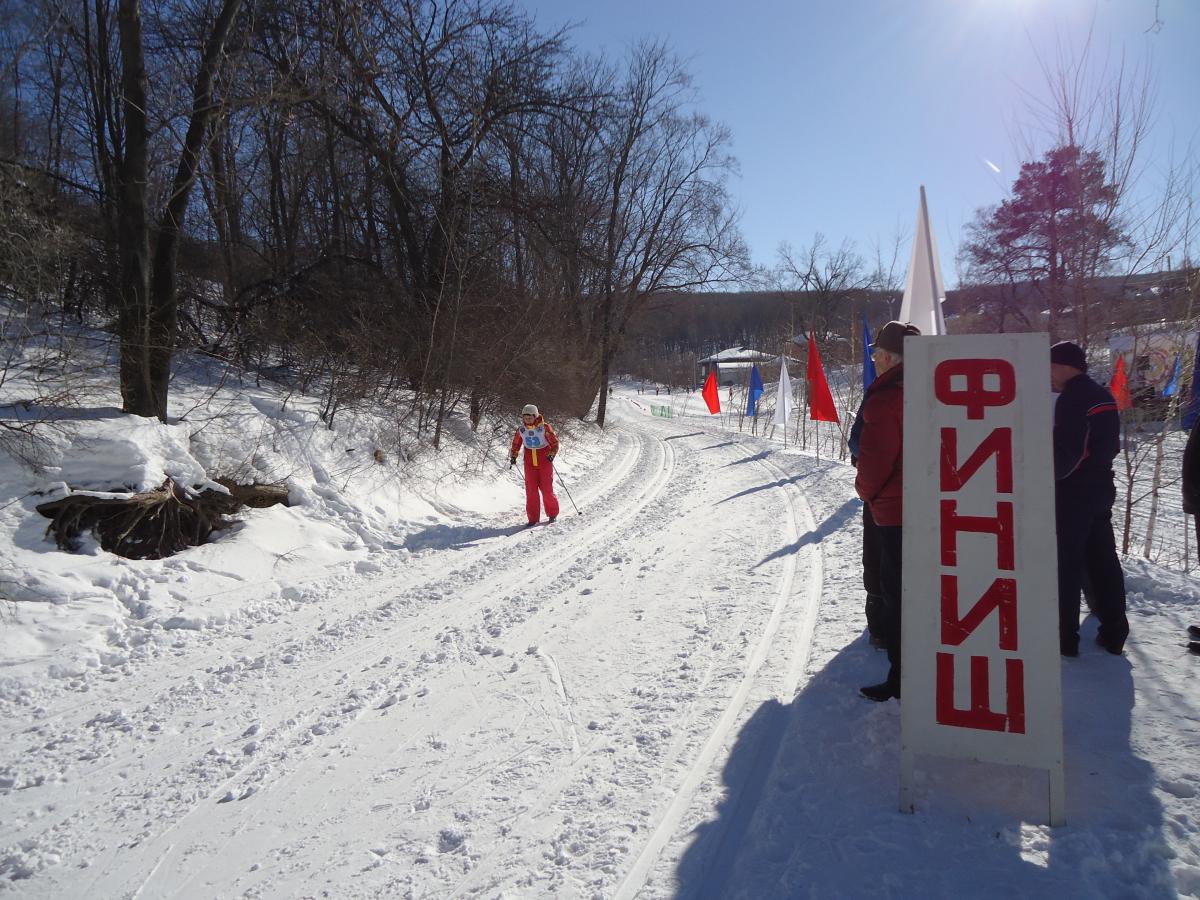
[1184,417,1200,656]
[1051,341,1128,656]
[1183,415,1200,548]
[856,321,920,701]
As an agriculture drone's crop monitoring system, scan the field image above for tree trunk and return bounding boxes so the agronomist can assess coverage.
[144,0,243,420]
[595,292,613,428]
[115,0,154,417]
[1142,425,1166,558]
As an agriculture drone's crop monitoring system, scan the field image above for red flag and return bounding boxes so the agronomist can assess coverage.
[807,332,840,423]
[1110,354,1132,410]
[701,369,721,414]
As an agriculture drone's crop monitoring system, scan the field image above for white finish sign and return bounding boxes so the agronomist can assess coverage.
[900,333,1064,825]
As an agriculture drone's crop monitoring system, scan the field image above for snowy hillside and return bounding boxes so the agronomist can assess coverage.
[1,367,1199,898]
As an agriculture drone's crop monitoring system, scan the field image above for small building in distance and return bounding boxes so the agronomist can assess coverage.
[697,347,790,386]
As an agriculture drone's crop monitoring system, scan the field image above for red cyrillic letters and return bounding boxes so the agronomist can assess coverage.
[934,359,1016,420]
[935,653,1026,733]
[939,500,1015,570]
[940,427,1013,493]
[932,357,1025,735]
[940,574,1017,650]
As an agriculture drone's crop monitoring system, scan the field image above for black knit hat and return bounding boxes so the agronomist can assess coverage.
[1049,341,1087,372]
[872,321,922,356]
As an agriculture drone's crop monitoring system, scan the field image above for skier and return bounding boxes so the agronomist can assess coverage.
[510,404,560,527]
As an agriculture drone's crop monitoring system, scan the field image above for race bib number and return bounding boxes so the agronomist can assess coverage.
[521,425,547,449]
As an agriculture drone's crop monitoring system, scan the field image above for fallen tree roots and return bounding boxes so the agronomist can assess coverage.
[35,479,289,559]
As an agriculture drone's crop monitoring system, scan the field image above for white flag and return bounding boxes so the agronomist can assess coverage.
[772,358,794,426]
[899,185,947,336]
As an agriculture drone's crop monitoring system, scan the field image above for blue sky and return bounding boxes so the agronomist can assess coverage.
[520,0,1199,285]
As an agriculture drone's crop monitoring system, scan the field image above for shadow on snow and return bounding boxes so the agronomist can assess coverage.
[722,450,773,467]
[402,522,525,552]
[751,498,861,569]
[673,626,1169,899]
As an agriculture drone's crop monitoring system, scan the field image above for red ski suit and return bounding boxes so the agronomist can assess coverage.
[510,416,560,524]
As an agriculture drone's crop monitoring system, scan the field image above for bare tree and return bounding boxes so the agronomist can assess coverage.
[589,42,747,428]
[774,233,869,343]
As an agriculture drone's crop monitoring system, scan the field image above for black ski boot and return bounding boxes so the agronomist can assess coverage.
[860,681,900,702]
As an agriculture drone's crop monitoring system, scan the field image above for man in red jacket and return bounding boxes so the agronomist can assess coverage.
[510,404,560,526]
[855,321,920,701]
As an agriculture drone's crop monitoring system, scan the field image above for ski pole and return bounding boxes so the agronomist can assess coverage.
[556,468,581,516]
[507,457,526,490]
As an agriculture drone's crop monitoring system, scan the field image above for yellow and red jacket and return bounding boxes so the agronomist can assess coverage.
[511,416,559,467]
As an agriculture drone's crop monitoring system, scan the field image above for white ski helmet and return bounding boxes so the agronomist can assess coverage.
[522,404,539,417]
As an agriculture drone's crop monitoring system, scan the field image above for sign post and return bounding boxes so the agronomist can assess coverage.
[901,333,1065,826]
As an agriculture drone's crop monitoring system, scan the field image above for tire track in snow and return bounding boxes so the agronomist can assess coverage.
[613,435,826,900]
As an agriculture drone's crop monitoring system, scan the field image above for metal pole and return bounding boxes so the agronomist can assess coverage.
[556,468,581,516]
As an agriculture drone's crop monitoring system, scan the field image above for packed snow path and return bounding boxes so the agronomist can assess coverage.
[2,397,837,897]
[4,392,1199,898]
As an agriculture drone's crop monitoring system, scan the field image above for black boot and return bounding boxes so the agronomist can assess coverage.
[860,681,900,702]
[1095,633,1124,655]
[1188,625,1200,639]
[1188,642,1200,656]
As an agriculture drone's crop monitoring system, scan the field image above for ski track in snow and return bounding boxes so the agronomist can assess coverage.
[4,391,1199,899]
[613,445,826,900]
[4,397,835,898]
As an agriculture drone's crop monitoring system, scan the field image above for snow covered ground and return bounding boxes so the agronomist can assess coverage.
[2,372,1199,898]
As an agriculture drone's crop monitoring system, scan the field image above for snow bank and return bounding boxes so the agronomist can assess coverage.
[0,339,610,689]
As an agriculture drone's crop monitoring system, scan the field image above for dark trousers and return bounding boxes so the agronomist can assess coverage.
[877,524,903,691]
[1056,489,1128,653]
[862,505,885,639]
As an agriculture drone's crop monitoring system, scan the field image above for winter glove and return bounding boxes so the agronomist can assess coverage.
[546,453,555,462]
[509,455,516,468]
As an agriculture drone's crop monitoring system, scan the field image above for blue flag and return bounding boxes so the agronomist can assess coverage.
[1185,333,1200,429]
[746,364,765,416]
[862,315,877,389]
[1163,354,1181,397]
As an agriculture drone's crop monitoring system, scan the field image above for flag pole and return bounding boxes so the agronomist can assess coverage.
[738,367,750,432]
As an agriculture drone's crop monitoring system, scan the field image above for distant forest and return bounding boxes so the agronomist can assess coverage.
[616,267,1198,389]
